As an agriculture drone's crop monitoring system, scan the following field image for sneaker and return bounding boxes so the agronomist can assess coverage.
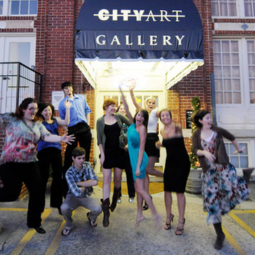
[117,197,121,204]
[129,197,134,203]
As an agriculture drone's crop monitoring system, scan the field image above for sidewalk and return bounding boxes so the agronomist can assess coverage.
[0,182,254,254]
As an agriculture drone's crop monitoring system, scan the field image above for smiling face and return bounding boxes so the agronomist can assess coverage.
[106,104,116,114]
[72,154,85,170]
[135,111,145,126]
[23,103,38,121]
[145,98,156,112]
[63,86,73,98]
[160,110,172,125]
[199,113,212,129]
[41,106,52,121]
[118,104,126,115]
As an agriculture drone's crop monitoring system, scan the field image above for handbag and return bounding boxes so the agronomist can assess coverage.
[119,123,128,149]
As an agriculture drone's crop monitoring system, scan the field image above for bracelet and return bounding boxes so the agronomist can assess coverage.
[238,150,243,153]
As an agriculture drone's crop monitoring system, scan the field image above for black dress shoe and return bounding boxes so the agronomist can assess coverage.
[34,226,46,234]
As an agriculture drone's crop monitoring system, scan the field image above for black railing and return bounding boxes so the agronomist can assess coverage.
[0,62,42,113]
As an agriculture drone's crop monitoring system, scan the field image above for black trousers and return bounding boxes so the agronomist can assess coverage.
[0,162,44,228]
[63,124,92,196]
[120,152,135,198]
[37,147,63,209]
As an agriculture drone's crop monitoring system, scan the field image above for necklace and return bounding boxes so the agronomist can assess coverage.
[163,123,173,134]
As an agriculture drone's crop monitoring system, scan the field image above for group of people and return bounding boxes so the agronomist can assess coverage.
[0,81,253,250]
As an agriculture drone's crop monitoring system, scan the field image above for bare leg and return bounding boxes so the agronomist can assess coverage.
[164,191,174,229]
[103,168,111,200]
[135,179,162,230]
[176,193,185,223]
[146,157,164,177]
[175,193,186,235]
[135,191,144,228]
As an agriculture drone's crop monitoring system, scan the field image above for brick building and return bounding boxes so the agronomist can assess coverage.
[0,0,254,176]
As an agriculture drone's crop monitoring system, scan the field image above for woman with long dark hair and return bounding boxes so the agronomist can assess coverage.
[0,98,74,234]
[120,87,162,230]
[36,101,70,214]
[191,110,250,250]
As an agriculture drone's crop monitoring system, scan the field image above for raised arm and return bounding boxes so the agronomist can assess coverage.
[129,81,142,110]
[119,86,133,123]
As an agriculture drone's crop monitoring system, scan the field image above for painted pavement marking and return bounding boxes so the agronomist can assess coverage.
[9,209,52,255]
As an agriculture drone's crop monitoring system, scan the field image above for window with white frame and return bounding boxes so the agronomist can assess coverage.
[10,0,37,15]
[213,40,241,104]
[247,40,255,104]
[212,0,255,17]
[211,0,237,17]
[0,0,3,15]
[225,142,249,168]
[244,0,255,16]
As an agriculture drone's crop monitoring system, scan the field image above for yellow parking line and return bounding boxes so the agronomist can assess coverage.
[45,211,76,255]
[0,208,27,211]
[10,209,52,255]
[229,211,255,238]
[45,221,65,255]
[222,226,247,255]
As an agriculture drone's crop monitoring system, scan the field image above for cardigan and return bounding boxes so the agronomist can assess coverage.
[96,113,131,153]
[192,125,235,173]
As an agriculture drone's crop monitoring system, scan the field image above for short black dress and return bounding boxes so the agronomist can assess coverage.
[103,122,125,169]
[163,137,190,193]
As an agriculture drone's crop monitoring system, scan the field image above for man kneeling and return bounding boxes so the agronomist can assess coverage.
[61,147,102,236]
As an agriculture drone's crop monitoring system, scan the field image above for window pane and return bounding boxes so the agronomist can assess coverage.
[223,66,231,77]
[224,79,232,90]
[220,3,228,16]
[233,92,241,103]
[247,41,255,52]
[229,3,237,16]
[232,66,240,77]
[248,53,255,65]
[0,1,3,15]
[249,66,255,77]
[231,41,239,52]
[211,3,219,16]
[232,53,239,64]
[222,41,230,51]
[9,43,31,67]
[240,157,248,168]
[11,1,19,15]
[244,0,255,17]
[214,53,222,65]
[215,80,223,90]
[250,92,255,103]
[213,41,221,52]
[21,1,28,15]
[216,92,223,104]
[214,66,222,77]
[250,79,255,90]
[233,80,240,90]
[230,156,239,168]
[222,53,230,65]
[225,92,232,103]
[30,0,37,14]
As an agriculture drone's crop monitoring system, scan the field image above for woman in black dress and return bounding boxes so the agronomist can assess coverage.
[96,99,130,227]
[156,109,190,235]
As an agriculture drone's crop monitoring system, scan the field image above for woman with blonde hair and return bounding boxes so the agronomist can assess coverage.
[96,99,130,227]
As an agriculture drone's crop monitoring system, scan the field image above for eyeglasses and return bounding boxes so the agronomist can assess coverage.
[28,107,38,112]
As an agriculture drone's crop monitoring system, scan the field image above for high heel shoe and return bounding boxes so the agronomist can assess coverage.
[142,195,152,211]
[175,218,185,235]
[164,214,174,230]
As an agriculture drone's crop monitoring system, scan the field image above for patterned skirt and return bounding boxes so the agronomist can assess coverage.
[202,163,250,225]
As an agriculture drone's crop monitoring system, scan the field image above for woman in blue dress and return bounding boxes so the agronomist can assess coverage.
[119,86,162,230]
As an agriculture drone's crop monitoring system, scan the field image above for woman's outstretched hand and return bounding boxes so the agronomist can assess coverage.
[60,134,75,144]
[233,146,245,154]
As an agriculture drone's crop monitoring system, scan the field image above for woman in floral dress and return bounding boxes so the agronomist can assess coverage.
[192,110,250,250]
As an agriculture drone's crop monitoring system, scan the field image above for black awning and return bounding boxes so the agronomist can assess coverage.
[75,0,203,61]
